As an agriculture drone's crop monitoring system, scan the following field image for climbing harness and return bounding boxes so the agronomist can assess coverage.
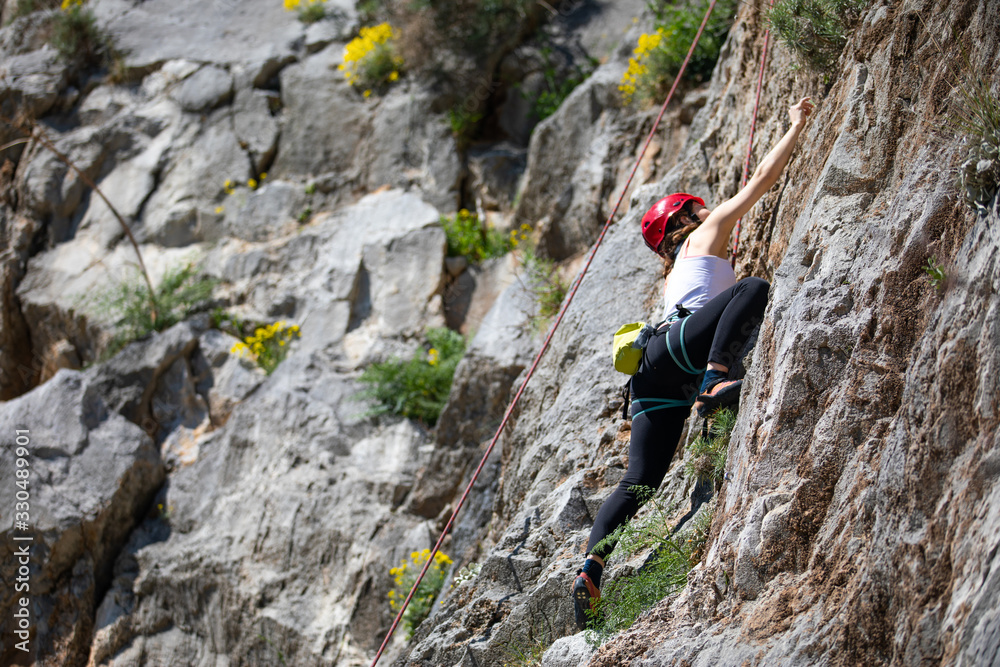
[730,0,776,268]
[618,311,704,419]
[663,315,705,377]
[369,2,723,664]
[631,396,695,419]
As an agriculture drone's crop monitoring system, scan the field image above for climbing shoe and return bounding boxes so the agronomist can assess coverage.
[572,571,600,630]
[694,378,743,417]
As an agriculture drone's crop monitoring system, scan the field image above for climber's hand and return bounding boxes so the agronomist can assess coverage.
[789,97,814,127]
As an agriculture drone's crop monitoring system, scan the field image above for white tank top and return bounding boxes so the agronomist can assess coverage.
[662,241,737,321]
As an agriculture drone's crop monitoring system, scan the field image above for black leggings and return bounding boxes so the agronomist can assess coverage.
[586,277,769,558]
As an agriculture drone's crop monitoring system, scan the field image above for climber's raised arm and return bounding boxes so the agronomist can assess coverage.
[689,97,814,258]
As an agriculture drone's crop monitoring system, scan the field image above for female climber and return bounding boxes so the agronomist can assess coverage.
[572,96,814,629]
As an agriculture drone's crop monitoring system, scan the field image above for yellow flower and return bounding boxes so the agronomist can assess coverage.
[248,178,258,189]
[283,0,300,10]
[260,172,268,180]
[363,89,372,98]
[340,22,400,88]
[428,348,439,366]
[215,205,225,214]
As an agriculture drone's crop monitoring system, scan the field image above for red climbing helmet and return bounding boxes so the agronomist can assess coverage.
[640,193,705,254]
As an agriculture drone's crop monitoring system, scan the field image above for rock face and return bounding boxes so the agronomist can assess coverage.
[398,1,1000,666]
[0,368,164,666]
[80,190,451,667]
[1,0,999,666]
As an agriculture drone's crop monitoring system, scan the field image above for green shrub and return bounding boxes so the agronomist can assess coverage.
[357,0,387,24]
[767,0,869,70]
[388,549,453,639]
[440,209,514,263]
[620,0,738,105]
[358,327,466,426]
[585,488,713,643]
[684,407,736,486]
[96,262,215,355]
[9,0,55,20]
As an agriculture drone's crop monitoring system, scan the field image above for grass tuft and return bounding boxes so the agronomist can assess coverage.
[517,244,568,332]
[585,486,713,644]
[501,623,551,667]
[951,68,1000,212]
[95,262,215,357]
[522,47,597,121]
[50,1,115,67]
[683,408,736,486]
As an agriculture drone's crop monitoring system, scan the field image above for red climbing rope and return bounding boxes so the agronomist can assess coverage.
[731,0,775,268]
[369,3,720,664]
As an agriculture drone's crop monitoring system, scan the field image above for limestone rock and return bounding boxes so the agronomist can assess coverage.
[467,144,526,214]
[232,87,280,172]
[85,353,436,667]
[0,369,164,666]
[89,0,324,70]
[169,65,233,113]
[542,633,596,667]
[0,212,41,397]
[358,85,463,212]
[270,43,370,179]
